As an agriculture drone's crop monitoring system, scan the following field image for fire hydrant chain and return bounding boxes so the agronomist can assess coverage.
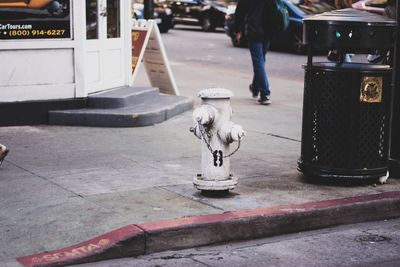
[198,122,241,158]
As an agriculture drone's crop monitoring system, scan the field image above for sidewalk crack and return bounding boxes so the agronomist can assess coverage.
[149,252,218,266]
[5,160,84,198]
[252,130,301,142]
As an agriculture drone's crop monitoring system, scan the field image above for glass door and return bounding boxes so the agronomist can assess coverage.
[85,0,125,94]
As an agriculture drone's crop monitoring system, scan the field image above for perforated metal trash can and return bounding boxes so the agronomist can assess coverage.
[298,9,396,180]
[299,63,392,179]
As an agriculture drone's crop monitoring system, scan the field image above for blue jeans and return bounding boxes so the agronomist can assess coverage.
[248,41,271,97]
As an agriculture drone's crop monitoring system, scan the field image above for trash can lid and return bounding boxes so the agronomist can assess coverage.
[198,88,234,99]
[304,8,396,26]
[303,8,396,50]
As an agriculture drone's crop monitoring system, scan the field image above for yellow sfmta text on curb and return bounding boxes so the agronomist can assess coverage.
[31,239,110,263]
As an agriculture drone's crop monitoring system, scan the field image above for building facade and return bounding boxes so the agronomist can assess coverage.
[0,0,133,124]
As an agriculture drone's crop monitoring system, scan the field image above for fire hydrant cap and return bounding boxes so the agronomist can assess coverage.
[198,88,234,99]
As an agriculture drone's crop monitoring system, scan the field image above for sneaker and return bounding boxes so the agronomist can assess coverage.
[0,145,9,166]
[257,95,271,105]
[249,84,259,98]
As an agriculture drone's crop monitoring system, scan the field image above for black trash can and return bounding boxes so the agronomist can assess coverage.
[298,9,397,181]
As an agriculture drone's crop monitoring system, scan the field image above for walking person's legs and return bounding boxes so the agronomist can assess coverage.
[248,41,271,104]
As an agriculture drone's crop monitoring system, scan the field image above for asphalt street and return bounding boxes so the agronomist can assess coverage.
[157,25,308,81]
[74,218,400,267]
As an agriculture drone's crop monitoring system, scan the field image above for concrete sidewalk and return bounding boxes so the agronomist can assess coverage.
[1,74,400,267]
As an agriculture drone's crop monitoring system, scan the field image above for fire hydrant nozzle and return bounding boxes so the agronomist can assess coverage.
[190,88,245,193]
[219,122,246,143]
[192,105,217,125]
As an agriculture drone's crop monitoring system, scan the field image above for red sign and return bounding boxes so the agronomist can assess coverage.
[131,30,148,73]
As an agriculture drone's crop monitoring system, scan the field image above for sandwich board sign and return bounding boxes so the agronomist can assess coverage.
[131,19,179,95]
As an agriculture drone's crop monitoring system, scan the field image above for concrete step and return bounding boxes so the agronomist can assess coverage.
[49,88,193,127]
[88,86,160,109]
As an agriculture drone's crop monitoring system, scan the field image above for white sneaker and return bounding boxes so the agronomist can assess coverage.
[257,95,271,105]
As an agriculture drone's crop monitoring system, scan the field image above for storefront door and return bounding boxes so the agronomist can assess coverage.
[85,0,125,93]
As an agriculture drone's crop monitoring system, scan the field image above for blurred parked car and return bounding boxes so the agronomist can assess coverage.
[225,0,335,53]
[166,0,237,32]
[133,0,173,33]
[0,0,69,17]
[352,0,388,15]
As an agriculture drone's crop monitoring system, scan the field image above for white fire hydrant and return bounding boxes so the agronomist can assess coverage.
[190,88,245,193]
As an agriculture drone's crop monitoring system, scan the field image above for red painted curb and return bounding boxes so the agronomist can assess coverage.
[140,191,400,232]
[16,225,144,267]
[16,191,400,267]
